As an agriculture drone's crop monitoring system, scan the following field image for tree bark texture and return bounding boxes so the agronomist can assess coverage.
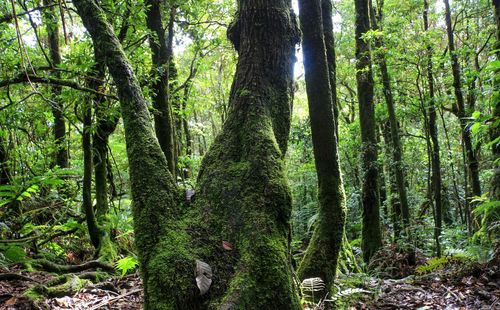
[355,0,382,262]
[297,0,346,291]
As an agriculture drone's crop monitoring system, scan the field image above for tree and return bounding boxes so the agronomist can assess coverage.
[42,0,68,168]
[146,0,176,176]
[297,0,346,291]
[443,0,482,227]
[355,0,382,262]
[74,0,301,307]
[491,0,500,201]
[424,0,443,256]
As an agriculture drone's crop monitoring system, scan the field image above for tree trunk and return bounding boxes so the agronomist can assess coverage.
[297,0,346,291]
[43,0,68,168]
[424,0,443,257]
[355,0,382,262]
[321,0,339,138]
[491,0,500,201]
[74,0,301,307]
[146,0,176,177]
[0,134,10,185]
[369,0,410,231]
[89,51,119,261]
[82,85,101,252]
[443,0,481,221]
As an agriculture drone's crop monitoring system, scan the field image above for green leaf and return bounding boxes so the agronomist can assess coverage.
[116,256,139,277]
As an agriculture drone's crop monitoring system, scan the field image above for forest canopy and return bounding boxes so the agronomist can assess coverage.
[0,0,499,309]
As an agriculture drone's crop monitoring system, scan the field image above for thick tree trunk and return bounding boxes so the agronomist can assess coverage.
[43,0,69,168]
[74,0,301,308]
[146,0,176,177]
[443,0,481,222]
[297,0,346,291]
[355,0,382,262]
[424,0,443,257]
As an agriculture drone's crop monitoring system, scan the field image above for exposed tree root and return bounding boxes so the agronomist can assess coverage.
[27,259,114,273]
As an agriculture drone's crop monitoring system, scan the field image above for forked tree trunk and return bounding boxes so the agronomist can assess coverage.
[74,0,301,308]
[355,0,382,262]
[297,0,346,291]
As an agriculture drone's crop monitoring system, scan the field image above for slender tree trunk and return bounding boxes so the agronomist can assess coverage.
[382,120,401,238]
[146,0,176,177]
[297,0,346,291]
[0,134,10,185]
[369,0,410,231]
[82,86,101,251]
[74,0,301,307]
[43,0,68,168]
[321,0,339,138]
[491,0,500,200]
[424,0,443,257]
[443,0,481,225]
[355,0,382,262]
[89,52,119,260]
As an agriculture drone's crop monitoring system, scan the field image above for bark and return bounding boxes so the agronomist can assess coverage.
[43,0,68,168]
[146,0,176,176]
[369,0,410,230]
[355,0,382,262]
[424,0,443,257]
[297,0,346,291]
[74,0,300,307]
[443,0,481,218]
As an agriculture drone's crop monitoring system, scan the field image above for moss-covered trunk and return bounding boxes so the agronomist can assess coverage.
[355,0,382,262]
[297,0,346,291]
[491,1,500,201]
[0,134,10,185]
[75,0,300,308]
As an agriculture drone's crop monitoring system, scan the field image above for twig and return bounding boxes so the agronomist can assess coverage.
[89,288,142,310]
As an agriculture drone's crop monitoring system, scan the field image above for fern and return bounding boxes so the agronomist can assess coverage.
[416,256,449,275]
[116,256,139,277]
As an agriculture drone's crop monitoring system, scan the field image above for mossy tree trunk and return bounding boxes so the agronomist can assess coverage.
[297,0,346,291]
[355,0,382,262]
[424,0,443,257]
[146,0,176,177]
[74,0,300,308]
[43,0,69,168]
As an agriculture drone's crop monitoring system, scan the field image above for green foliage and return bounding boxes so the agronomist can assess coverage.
[116,255,139,277]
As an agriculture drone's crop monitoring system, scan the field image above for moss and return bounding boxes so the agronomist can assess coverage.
[24,275,91,301]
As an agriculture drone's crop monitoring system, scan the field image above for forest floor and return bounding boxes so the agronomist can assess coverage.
[0,254,498,309]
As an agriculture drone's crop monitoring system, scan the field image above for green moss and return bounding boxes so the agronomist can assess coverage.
[24,275,91,301]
